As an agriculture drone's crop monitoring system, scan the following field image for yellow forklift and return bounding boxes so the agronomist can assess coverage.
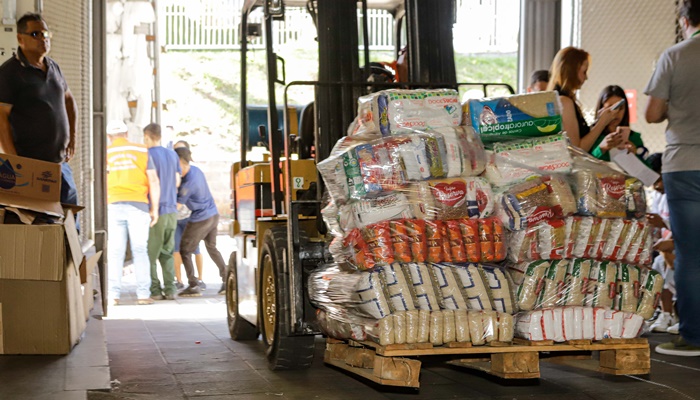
[226,0,514,370]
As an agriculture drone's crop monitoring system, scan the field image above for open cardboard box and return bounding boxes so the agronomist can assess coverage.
[0,203,88,354]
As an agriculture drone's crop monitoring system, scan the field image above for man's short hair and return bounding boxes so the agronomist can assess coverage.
[679,0,700,27]
[175,147,192,164]
[17,13,44,34]
[144,123,162,140]
[529,70,550,87]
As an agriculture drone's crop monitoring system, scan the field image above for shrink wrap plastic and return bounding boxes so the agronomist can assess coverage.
[349,89,462,139]
[507,216,653,264]
[484,134,573,188]
[514,307,644,342]
[309,263,515,346]
[508,259,660,330]
[463,91,563,143]
[318,128,487,205]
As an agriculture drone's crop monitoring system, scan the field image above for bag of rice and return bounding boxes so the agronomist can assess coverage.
[403,262,443,311]
[637,269,664,320]
[453,263,494,310]
[515,260,549,311]
[563,259,592,307]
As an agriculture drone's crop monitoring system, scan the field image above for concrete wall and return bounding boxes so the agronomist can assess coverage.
[578,0,677,153]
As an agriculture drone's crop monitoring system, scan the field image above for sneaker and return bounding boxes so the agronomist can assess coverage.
[655,337,700,356]
[175,281,185,290]
[164,294,176,300]
[151,294,165,301]
[197,280,207,289]
[650,312,673,332]
[668,322,680,335]
[217,283,226,295]
[179,285,202,297]
[137,298,155,305]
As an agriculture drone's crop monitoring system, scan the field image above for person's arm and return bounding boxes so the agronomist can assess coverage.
[175,172,181,188]
[645,96,668,123]
[0,103,16,155]
[64,89,78,161]
[559,96,581,147]
[579,108,617,153]
[147,169,160,227]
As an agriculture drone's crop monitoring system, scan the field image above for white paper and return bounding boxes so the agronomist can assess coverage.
[610,149,660,187]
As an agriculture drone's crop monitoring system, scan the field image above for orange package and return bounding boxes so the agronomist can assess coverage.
[492,218,507,261]
[446,220,467,263]
[363,221,395,264]
[345,229,376,270]
[406,219,427,262]
[436,220,452,262]
[459,218,480,263]
[478,219,495,262]
[425,220,445,263]
[390,220,412,263]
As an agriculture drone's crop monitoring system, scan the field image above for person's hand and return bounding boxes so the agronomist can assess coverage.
[646,213,666,229]
[597,106,617,127]
[653,238,674,253]
[150,211,159,227]
[599,132,622,152]
[65,137,76,162]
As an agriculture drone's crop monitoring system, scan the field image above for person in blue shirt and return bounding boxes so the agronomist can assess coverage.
[174,146,227,296]
[144,123,181,300]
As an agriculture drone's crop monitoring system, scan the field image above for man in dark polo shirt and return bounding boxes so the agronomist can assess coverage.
[0,13,79,207]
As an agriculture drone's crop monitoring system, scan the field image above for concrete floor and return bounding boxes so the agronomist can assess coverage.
[4,235,700,400]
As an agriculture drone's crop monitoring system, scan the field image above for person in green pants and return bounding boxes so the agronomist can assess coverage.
[143,124,181,300]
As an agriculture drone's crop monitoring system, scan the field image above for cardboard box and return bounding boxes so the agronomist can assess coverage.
[81,252,102,321]
[0,152,63,217]
[0,210,86,354]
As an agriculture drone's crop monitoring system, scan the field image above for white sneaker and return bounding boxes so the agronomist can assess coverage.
[668,322,680,335]
[650,312,673,332]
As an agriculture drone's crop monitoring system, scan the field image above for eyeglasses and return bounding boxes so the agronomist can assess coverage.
[20,30,52,39]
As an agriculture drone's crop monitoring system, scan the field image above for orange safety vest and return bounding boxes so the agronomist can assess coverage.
[107,137,150,204]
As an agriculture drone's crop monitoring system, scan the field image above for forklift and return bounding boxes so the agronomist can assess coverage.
[226,0,514,370]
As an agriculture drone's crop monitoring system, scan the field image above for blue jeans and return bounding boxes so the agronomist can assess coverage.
[61,163,79,231]
[108,203,152,300]
[664,171,700,346]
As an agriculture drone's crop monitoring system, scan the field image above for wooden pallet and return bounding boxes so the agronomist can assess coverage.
[324,337,650,388]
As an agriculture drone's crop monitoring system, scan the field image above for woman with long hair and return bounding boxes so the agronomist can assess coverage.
[547,47,616,151]
[590,85,646,161]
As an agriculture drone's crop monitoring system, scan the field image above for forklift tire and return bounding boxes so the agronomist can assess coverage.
[260,227,315,370]
[226,252,259,340]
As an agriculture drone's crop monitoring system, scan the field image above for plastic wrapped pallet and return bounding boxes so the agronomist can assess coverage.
[349,89,462,139]
[464,91,563,143]
[484,134,573,188]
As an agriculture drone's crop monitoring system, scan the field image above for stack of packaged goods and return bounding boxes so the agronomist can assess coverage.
[464,92,663,343]
[311,89,661,347]
[313,89,516,346]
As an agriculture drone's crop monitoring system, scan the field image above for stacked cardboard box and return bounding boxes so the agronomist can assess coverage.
[0,153,99,354]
